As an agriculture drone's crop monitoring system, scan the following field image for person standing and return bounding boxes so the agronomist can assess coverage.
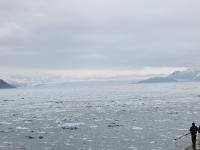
[199,125,200,133]
[190,122,198,148]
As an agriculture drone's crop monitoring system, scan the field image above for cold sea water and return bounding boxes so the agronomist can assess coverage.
[0,82,200,150]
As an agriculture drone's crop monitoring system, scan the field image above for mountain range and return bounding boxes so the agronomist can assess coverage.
[139,69,200,83]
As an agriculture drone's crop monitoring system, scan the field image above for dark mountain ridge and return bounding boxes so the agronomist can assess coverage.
[0,79,15,89]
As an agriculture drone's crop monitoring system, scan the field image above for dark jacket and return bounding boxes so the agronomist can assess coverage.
[190,125,198,136]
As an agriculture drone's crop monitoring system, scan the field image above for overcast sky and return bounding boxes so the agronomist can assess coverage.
[0,0,200,77]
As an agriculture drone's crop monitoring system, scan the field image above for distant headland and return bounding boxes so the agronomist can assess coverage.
[138,69,200,84]
[0,79,15,89]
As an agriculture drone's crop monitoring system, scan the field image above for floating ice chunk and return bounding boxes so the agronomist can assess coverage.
[88,125,98,128]
[55,110,65,113]
[0,145,6,148]
[24,121,32,124]
[128,146,138,150]
[16,126,28,130]
[154,119,170,122]
[37,131,46,134]
[0,121,11,125]
[177,128,187,131]
[150,141,155,144]
[61,122,84,127]
[3,142,12,144]
[65,143,73,146]
[132,126,143,130]
[43,125,54,129]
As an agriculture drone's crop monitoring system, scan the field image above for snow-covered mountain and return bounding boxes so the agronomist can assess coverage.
[139,69,200,83]
[168,69,199,81]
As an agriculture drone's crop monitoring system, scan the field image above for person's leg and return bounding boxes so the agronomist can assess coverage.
[192,135,197,148]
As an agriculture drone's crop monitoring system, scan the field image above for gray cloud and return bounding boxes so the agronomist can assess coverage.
[0,0,200,70]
